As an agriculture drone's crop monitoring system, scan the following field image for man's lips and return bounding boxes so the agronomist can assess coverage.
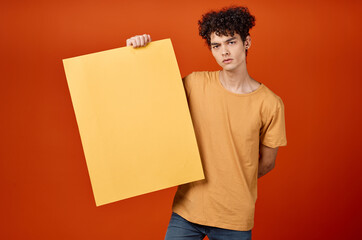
[223,58,233,63]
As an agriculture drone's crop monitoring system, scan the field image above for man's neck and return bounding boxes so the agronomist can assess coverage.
[219,67,260,94]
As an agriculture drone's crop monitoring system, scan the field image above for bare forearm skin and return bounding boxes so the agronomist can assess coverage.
[258,161,275,178]
[258,144,279,178]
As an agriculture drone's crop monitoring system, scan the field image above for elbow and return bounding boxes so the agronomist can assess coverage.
[270,161,276,169]
[266,162,275,172]
[261,160,276,173]
[259,157,276,169]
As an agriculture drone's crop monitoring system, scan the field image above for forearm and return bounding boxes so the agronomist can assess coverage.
[258,144,278,178]
[258,159,275,178]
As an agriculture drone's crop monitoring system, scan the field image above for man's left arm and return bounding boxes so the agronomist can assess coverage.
[258,143,279,178]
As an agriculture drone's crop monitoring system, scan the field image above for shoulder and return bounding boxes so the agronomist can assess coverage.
[182,71,217,88]
[182,71,216,81]
[259,84,285,115]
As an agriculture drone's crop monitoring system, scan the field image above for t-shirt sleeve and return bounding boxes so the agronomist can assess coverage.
[259,97,287,148]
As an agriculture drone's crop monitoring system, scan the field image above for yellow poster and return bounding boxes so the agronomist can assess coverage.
[63,39,204,206]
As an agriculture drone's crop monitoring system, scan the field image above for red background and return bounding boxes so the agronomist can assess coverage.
[1,0,361,239]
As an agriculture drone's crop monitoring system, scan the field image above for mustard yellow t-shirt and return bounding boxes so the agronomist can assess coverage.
[171,70,287,231]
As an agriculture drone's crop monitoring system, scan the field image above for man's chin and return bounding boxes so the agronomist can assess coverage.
[221,65,236,71]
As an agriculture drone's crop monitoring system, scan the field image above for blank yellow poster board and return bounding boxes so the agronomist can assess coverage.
[63,39,204,206]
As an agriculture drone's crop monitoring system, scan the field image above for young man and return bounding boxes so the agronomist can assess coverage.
[126,6,287,240]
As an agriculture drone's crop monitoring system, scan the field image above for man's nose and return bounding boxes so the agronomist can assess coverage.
[222,45,230,56]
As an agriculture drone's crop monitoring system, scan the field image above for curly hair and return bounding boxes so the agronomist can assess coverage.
[198,6,256,48]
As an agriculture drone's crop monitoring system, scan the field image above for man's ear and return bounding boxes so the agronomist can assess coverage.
[244,35,252,50]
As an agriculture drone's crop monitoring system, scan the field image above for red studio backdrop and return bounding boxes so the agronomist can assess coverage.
[1,0,361,239]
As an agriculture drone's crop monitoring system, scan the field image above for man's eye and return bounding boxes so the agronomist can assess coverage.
[213,45,219,49]
[229,41,236,44]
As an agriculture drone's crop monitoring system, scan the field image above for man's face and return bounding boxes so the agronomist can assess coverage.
[210,32,249,71]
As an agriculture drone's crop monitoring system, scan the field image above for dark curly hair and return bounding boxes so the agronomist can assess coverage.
[198,6,256,50]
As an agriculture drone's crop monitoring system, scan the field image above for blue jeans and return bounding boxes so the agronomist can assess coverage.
[165,212,252,240]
